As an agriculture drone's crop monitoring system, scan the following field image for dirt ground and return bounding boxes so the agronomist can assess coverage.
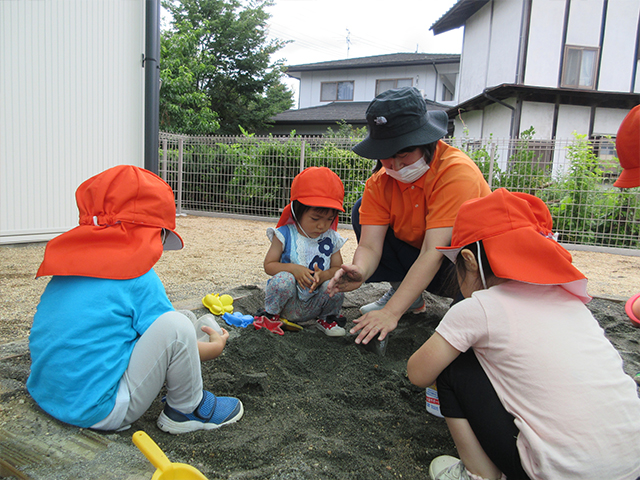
[1,215,639,479]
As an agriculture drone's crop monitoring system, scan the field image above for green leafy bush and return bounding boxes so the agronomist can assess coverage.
[162,131,640,249]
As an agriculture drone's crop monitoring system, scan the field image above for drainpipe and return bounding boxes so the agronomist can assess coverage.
[144,0,161,174]
[483,88,519,139]
[431,62,440,101]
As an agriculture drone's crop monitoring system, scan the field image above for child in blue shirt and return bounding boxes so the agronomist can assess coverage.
[28,165,243,434]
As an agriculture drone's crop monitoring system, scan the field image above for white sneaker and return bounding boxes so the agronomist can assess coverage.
[429,455,470,480]
[359,285,426,315]
[316,316,346,337]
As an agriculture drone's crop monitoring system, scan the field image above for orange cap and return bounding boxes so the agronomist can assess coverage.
[276,167,345,230]
[613,105,640,188]
[37,165,183,279]
[437,188,589,303]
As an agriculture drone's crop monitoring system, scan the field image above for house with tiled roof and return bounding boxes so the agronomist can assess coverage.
[431,0,639,140]
[268,53,460,135]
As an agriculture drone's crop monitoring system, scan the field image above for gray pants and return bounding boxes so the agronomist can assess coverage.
[265,271,344,322]
[92,311,203,430]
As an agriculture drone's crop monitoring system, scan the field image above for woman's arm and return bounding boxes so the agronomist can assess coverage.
[350,227,452,344]
[380,226,452,318]
[327,224,387,295]
[407,332,461,388]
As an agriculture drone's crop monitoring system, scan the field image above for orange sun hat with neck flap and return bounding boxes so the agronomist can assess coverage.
[37,165,183,280]
[276,166,345,230]
[613,105,640,188]
[437,188,590,303]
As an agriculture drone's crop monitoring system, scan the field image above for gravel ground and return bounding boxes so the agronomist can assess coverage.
[1,214,639,344]
[1,215,639,480]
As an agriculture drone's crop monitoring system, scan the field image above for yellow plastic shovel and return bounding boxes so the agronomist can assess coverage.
[132,430,208,480]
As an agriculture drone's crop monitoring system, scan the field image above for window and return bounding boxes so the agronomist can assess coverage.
[440,73,457,102]
[592,135,619,181]
[320,81,354,101]
[561,45,599,89]
[442,84,454,102]
[375,78,413,96]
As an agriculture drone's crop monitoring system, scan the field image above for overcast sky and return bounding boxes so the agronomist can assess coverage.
[161,1,464,102]
[265,0,463,66]
[264,0,463,101]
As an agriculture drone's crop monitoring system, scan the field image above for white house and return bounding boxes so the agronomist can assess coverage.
[0,0,161,245]
[269,53,460,135]
[431,0,640,140]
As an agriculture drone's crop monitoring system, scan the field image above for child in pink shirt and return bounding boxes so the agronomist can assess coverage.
[407,188,640,480]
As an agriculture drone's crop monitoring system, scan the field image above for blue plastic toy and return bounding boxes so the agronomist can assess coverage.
[223,311,254,328]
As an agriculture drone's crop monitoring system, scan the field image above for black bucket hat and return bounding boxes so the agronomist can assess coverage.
[353,87,449,160]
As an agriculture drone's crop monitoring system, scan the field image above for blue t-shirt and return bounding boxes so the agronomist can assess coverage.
[27,269,174,427]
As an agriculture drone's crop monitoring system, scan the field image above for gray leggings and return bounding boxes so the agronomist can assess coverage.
[92,311,203,430]
[265,271,344,322]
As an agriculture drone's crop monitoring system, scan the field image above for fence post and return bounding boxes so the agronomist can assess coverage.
[161,138,168,181]
[488,143,496,189]
[300,139,306,172]
[177,137,184,215]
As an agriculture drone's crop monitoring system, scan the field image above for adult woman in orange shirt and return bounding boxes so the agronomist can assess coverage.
[328,87,490,347]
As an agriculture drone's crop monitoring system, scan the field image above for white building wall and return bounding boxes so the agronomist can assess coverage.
[295,63,458,110]
[565,0,603,46]
[599,0,640,92]
[525,0,566,87]
[457,3,492,102]
[0,0,145,244]
[454,110,484,138]
[481,101,514,139]
[593,108,631,136]
[555,105,592,138]
[485,0,522,87]
[520,102,556,139]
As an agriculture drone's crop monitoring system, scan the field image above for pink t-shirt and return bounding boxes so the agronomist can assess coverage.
[436,281,640,480]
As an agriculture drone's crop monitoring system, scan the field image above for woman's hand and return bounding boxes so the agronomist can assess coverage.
[327,264,365,295]
[350,309,399,344]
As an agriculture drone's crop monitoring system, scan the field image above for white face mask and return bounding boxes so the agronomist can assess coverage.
[384,156,430,183]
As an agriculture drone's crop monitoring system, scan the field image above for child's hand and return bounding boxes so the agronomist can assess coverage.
[197,325,229,362]
[309,265,324,293]
[290,264,315,289]
[202,325,229,343]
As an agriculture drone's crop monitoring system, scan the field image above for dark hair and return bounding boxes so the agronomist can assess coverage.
[292,200,338,222]
[455,241,496,284]
[372,140,439,174]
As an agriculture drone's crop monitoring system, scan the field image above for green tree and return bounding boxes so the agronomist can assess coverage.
[161,0,294,135]
[160,25,220,134]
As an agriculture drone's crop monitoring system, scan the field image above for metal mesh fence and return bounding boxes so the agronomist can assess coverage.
[160,132,640,252]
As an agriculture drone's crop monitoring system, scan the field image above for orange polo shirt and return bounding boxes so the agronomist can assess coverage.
[359,140,491,249]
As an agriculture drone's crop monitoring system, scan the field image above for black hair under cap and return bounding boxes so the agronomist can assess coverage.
[352,87,448,160]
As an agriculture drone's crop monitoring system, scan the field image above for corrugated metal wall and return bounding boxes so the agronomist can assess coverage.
[0,0,145,244]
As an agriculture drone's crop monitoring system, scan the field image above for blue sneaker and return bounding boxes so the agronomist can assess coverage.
[157,390,244,434]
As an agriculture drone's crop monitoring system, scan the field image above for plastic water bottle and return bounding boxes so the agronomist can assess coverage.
[425,383,443,418]
[194,313,223,341]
